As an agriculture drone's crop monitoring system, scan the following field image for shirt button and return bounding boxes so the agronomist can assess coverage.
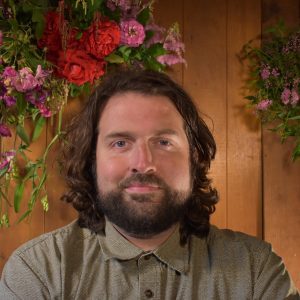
[144,289,154,298]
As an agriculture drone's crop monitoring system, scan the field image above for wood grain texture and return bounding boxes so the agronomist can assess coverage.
[262,0,300,289]
[227,0,262,237]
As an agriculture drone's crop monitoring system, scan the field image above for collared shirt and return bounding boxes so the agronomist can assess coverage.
[0,219,299,299]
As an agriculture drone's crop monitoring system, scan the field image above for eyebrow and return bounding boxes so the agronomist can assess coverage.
[103,129,180,140]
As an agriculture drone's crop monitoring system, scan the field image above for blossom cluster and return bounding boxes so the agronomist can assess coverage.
[0,0,185,225]
[243,23,300,160]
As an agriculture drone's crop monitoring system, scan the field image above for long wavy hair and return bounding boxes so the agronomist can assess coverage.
[61,69,219,245]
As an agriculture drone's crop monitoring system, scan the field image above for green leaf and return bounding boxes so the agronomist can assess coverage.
[17,125,31,145]
[105,53,125,64]
[0,165,9,178]
[32,116,46,142]
[288,115,300,121]
[14,182,25,213]
[137,7,151,25]
[16,94,27,115]
[17,210,32,224]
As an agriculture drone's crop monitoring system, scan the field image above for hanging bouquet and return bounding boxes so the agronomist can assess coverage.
[242,21,300,161]
[0,0,185,227]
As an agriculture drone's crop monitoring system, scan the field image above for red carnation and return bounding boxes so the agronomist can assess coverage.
[56,49,106,86]
[38,11,62,53]
[85,20,120,59]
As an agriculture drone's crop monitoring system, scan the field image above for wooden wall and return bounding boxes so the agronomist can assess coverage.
[1,0,299,290]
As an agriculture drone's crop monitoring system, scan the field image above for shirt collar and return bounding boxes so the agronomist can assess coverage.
[98,219,190,274]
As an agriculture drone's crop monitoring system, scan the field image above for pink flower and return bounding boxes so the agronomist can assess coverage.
[260,66,270,80]
[157,54,186,66]
[281,88,292,105]
[0,124,11,137]
[3,95,16,107]
[145,23,165,47]
[35,65,51,85]
[291,89,299,105]
[163,30,185,55]
[37,103,52,118]
[0,151,15,172]
[256,99,272,111]
[271,68,280,77]
[120,19,145,47]
[2,67,18,85]
[14,67,39,92]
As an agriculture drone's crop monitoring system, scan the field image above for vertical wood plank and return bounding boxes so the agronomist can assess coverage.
[184,0,228,229]
[262,0,300,289]
[227,0,262,237]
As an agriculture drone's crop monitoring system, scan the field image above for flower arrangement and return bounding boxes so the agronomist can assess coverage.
[242,22,300,161]
[0,0,185,227]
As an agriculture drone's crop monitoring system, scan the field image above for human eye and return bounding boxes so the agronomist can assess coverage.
[158,139,172,147]
[112,140,127,148]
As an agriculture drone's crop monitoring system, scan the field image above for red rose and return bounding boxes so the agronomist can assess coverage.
[66,28,86,50]
[85,20,120,59]
[38,11,62,52]
[56,49,106,85]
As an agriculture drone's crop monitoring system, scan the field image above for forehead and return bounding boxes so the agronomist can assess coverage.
[98,92,185,132]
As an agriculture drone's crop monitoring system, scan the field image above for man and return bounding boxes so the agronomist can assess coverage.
[0,69,299,299]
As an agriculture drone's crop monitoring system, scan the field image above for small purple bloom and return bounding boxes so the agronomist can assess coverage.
[260,66,271,80]
[271,68,280,77]
[3,95,16,106]
[291,89,299,105]
[256,99,273,111]
[35,65,51,86]
[14,67,38,92]
[157,54,186,66]
[0,124,11,137]
[37,103,52,118]
[120,19,145,47]
[3,66,18,80]
[0,151,15,172]
[145,23,165,47]
[163,30,185,55]
[281,88,291,105]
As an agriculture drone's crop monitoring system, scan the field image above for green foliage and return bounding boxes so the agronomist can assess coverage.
[242,22,300,161]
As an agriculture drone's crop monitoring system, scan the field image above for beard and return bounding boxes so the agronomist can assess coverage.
[95,173,191,238]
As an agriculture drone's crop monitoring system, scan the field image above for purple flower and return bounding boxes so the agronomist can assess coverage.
[271,68,280,77]
[0,151,15,172]
[145,23,165,47]
[37,103,52,118]
[260,66,271,80]
[291,89,299,105]
[0,124,11,137]
[25,87,49,105]
[163,30,185,55]
[256,99,272,111]
[3,95,16,106]
[120,19,145,47]
[14,67,38,92]
[157,54,186,66]
[3,66,18,81]
[281,88,291,105]
[35,65,51,85]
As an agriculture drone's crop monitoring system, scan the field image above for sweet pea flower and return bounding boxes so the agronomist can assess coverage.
[14,67,39,92]
[3,95,16,107]
[0,124,11,137]
[256,99,273,111]
[281,88,292,105]
[35,65,51,85]
[120,19,145,47]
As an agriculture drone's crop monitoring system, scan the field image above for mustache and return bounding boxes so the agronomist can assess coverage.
[118,173,168,189]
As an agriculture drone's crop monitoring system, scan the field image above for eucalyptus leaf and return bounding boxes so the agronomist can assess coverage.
[14,182,25,213]
[32,116,46,142]
[17,125,31,145]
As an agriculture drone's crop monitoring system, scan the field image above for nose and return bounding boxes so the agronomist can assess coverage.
[130,142,156,174]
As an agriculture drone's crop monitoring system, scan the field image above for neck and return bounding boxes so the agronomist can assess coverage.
[112,224,178,251]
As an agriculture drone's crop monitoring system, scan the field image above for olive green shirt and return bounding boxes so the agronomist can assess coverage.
[0,219,299,299]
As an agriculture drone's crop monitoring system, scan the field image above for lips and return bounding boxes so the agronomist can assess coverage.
[124,182,161,193]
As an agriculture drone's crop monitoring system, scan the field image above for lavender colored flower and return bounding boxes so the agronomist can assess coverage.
[3,66,18,80]
[157,54,186,66]
[281,88,291,105]
[145,23,165,47]
[0,123,11,137]
[163,30,185,55]
[120,19,145,47]
[3,95,16,106]
[271,68,280,77]
[260,66,271,80]
[256,99,273,111]
[37,103,51,118]
[291,89,299,105]
[35,65,51,85]
[13,67,38,92]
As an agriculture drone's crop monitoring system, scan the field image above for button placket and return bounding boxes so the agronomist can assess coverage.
[138,254,160,300]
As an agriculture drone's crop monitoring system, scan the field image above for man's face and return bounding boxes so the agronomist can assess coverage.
[96,92,191,237]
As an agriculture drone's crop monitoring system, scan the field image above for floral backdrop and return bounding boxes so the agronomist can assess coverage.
[0,0,185,227]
